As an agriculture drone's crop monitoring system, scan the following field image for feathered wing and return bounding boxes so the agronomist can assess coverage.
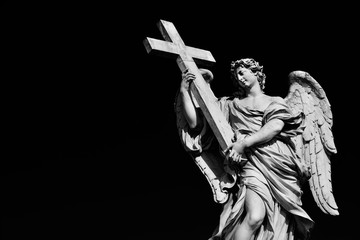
[284,70,339,216]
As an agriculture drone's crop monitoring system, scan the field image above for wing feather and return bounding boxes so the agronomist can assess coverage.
[285,70,339,216]
[308,136,328,214]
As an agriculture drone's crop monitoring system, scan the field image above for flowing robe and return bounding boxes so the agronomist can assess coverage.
[175,95,314,240]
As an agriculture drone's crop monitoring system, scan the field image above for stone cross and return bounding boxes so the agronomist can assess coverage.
[143,19,233,150]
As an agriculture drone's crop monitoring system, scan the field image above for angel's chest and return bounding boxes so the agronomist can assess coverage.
[238,98,269,112]
[228,108,263,132]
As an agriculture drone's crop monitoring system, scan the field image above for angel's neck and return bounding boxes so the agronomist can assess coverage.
[245,87,264,98]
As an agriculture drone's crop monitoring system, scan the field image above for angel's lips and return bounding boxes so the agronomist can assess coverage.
[238,78,247,85]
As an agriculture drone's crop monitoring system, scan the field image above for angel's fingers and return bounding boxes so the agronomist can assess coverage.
[229,150,237,159]
[225,142,235,153]
[223,146,231,155]
[187,73,196,78]
[235,154,242,163]
[181,69,189,78]
[182,74,194,81]
[231,134,237,143]
[181,68,189,75]
[232,152,239,161]
[225,149,232,159]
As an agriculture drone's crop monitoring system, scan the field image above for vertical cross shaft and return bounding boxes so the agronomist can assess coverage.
[143,19,233,150]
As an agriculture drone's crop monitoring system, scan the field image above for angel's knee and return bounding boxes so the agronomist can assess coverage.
[244,190,266,230]
[245,209,265,230]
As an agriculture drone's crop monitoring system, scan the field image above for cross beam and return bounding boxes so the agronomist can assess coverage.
[143,20,233,150]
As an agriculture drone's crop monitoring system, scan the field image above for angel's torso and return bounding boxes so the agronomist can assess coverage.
[221,96,284,135]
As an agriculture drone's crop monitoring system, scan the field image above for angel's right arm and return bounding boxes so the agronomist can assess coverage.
[179,71,203,129]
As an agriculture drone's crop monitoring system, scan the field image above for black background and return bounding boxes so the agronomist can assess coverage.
[1,1,358,239]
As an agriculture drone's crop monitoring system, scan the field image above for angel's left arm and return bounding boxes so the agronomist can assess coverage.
[242,118,284,148]
[243,97,287,148]
[230,97,289,153]
[229,118,284,157]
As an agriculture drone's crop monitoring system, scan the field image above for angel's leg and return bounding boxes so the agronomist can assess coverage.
[232,189,265,240]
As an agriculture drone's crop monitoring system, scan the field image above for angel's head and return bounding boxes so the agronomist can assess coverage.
[230,58,266,96]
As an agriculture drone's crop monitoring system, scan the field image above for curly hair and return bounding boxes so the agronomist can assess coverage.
[230,58,266,97]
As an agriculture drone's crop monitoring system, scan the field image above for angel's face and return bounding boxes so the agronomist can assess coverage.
[236,67,258,89]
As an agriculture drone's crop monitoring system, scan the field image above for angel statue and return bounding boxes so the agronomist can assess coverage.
[174,58,339,240]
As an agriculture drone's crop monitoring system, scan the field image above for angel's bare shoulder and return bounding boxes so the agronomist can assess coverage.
[267,96,286,105]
